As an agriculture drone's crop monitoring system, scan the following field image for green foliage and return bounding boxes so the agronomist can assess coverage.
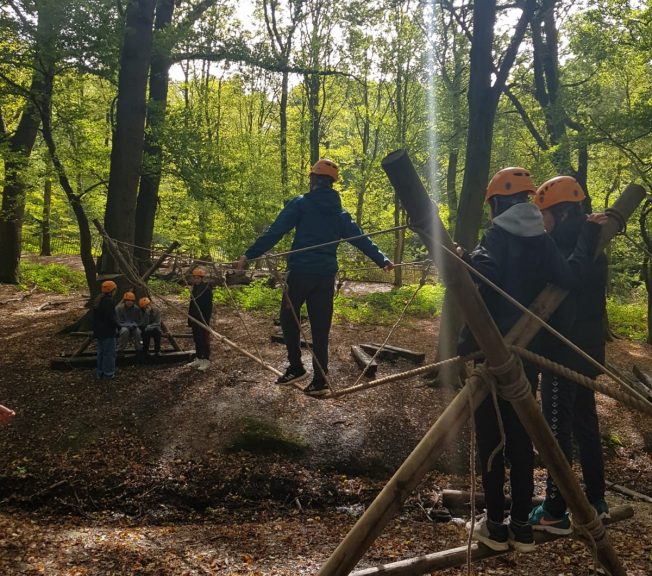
[607,297,647,342]
[334,283,445,324]
[18,261,87,294]
[148,278,186,296]
[226,417,307,457]
[212,279,282,314]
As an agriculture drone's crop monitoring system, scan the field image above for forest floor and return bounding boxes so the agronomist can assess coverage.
[0,269,651,576]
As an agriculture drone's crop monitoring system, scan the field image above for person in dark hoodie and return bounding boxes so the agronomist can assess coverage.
[236,159,394,397]
[93,280,119,379]
[459,167,597,554]
[187,267,213,371]
[529,176,609,534]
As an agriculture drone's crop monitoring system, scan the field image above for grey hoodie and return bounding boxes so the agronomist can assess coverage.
[492,202,545,237]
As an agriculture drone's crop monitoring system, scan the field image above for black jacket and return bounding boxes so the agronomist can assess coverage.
[458,203,595,354]
[188,284,213,326]
[93,294,118,339]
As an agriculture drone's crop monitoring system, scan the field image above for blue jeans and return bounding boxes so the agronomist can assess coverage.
[96,337,116,378]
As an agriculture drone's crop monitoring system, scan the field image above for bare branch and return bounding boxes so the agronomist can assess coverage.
[504,86,549,150]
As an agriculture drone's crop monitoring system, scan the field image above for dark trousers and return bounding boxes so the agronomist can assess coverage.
[142,327,162,354]
[191,324,211,359]
[474,363,538,524]
[280,272,335,378]
[541,371,605,515]
[96,337,116,378]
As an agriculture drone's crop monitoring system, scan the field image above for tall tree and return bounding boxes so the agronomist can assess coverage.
[101,0,156,272]
[0,0,60,283]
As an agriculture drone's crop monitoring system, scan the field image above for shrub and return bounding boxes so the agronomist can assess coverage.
[607,298,647,341]
[19,261,87,294]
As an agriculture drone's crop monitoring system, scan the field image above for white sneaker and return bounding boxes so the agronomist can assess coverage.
[467,515,509,552]
[187,358,201,367]
[197,359,211,371]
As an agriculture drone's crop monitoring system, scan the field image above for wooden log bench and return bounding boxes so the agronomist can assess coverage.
[50,350,195,370]
[351,345,378,378]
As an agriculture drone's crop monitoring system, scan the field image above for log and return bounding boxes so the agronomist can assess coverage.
[350,505,634,576]
[607,363,652,402]
[606,481,652,504]
[351,345,378,378]
[633,365,652,393]
[70,331,193,339]
[50,350,195,370]
[368,342,425,363]
[141,241,180,282]
[359,343,399,361]
[271,333,313,348]
[441,489,544,512]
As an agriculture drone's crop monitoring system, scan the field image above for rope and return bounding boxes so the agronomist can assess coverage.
[511,346,652,416]
[571,510,604,571]
[107,224,409,268]
[326,351,485,398]
[348,263,431,389]
[473,365,506,474]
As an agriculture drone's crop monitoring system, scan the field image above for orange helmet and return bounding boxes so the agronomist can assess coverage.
[191,267,206,277]
[123,291,136,302]
[486,167,536,201]
[310,158,339,182]
[139,297,151,308]
[101,280,117,294]
[534,176,586,210]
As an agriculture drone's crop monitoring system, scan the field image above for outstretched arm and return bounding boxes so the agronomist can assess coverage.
[341,212,391,268]
[241,198,302,265]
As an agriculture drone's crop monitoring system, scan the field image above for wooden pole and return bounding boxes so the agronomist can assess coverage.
[350,506,634,576]
[316,151,630,576]
[141,240,180,282]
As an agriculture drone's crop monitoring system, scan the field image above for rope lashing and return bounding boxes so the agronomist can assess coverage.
[486,353,534,404]
[572,509,605,570]
[511,346,652,416]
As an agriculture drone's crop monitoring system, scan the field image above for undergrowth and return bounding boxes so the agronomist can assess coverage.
[607,297,647,341]
[19,261,87,294]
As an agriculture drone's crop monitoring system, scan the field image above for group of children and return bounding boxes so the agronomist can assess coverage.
[460,167,609,553]
[92,266,214,378]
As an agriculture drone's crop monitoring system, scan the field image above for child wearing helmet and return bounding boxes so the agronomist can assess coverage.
[187,267,213,371]
[460,167,597,554]
[139,297,162,356]
[116,291,143,352]
[236,159,394,396]
[93,280,119,379]
[529,176,610,532]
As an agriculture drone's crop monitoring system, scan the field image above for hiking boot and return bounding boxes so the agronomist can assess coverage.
[528,503,572,535]
[508,517,536,553]
[303,378,328,397]
[197,359,211,371]
[591,499,610,520]
[276,366,307,385]
[467,515,509,551]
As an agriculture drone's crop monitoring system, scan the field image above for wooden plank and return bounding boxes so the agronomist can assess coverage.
[368,342,425,363]
[50,350,195,370]
[606,481,652,503]
[633,365,652,394]
[441,489,544,511]
[350,505,634,576]
[351,345,378,378]
[359,344,399,362]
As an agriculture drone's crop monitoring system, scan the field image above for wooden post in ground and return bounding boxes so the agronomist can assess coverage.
[141,240,180,282]
[316,150,630,576]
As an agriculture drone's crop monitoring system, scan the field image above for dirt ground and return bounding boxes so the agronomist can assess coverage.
[0,277,651,576]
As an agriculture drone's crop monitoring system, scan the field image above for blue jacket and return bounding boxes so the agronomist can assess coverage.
[244,185,390,275]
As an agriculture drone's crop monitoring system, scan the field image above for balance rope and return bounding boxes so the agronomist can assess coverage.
[511,346,652,416]
[265,257,333,392]
[349,263,432,389]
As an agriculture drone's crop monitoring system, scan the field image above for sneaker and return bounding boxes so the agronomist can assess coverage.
[528,503,572,535]
[276,366,307,385]
[187,357,201,367]
[508,518,536,553]
[591,499,610,520]
[197,359,211,371]
[303,378,328,397]
[467,515,509,552]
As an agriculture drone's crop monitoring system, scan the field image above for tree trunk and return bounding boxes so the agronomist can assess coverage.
[445,151,458,231]
[307,72,320,164]
[40,160,53,256]
[134,0,175,273]
[280,70,290,196]
[0,2,57,283]
[101,0,156,273]
[40,93,98,298]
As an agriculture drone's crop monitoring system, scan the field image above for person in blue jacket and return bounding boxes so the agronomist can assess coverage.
[458,167,598,554]
[237,159,394,396]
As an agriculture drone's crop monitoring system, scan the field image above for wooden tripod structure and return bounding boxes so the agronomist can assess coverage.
[317,150,646,576]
